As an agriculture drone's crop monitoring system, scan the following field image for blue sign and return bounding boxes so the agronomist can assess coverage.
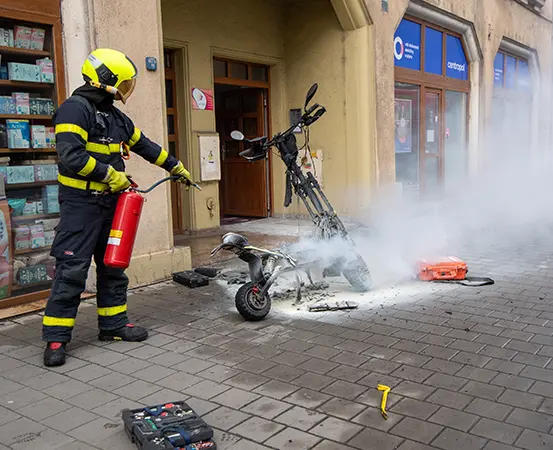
[425,28,443,75]
[445,35,468,80]
[506,55,516,89]
[494,53,504,87]
[146,57,157,72]
[394,19,421,71]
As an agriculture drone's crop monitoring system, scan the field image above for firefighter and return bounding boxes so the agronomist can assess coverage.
[42,48,194,367]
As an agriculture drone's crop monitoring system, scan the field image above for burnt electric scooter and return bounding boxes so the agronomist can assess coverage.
[211,83,371,321]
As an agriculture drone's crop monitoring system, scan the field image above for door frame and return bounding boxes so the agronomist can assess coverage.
[163,48,185,234]
[394,15,471,194]
[213,57,273,217]
[420,87,444,192]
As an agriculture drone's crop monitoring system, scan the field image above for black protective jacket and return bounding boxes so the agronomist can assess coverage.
[54,85,178,199]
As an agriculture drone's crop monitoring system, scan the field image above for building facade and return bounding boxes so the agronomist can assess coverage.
[1,0,550,307]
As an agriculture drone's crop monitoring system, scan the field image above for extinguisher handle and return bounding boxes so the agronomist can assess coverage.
[127,176,139,189]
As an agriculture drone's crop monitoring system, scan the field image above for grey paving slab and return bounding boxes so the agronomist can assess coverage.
[391,416,444,444]
[515,429,553,450]
[432,428,488,450]
[348,427,404,450]
[310,416,363,443]
[18,396,70,421]
[352,406,404,432]
[0,406,20,427]
[203,406,251,431]
[0,417,46,448]
[41,406,100,433]
[265,427,322,449]
[240,396,292,420]
[470,417,524,445]
[318,397,367,420]
[274,405,327,431]
[231,416,284,443]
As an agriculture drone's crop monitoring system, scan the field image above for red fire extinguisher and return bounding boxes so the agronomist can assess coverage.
[104,175,201,269]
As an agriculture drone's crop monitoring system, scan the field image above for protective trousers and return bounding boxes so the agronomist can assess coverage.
[42,194,129,343]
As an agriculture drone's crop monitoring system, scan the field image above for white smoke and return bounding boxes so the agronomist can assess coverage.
[281,89,553,290]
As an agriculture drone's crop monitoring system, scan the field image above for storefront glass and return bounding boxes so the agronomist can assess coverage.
[491,51,532,159]
[444,90,468,190]
[394,83,420,199]
[394,16,469,199]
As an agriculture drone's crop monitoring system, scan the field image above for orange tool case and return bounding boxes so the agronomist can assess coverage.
[416,256,468,281]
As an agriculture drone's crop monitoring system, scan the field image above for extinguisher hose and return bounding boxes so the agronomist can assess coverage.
[130,176,181,194]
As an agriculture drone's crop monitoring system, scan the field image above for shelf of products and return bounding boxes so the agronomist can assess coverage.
[15,245,52,256]
[0,114,52,119]
[0,148,56,154]
[0,45,50,57]
[0,11,63,308]
[12,213,59,222]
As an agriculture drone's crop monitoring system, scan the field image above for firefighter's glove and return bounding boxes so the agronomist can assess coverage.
[171,161,194,188]
[105,166,131,193]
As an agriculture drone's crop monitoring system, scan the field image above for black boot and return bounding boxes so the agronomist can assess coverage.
[98,323,148,342]
[44,342,67,367]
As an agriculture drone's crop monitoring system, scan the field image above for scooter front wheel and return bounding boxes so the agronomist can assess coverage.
[235,282,271,321]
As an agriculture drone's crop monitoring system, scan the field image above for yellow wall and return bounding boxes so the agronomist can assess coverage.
[161,0,284,230]
[62,0,191,292]
[161,0,376,226]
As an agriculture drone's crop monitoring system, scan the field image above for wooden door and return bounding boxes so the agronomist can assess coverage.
[216,88,268,217]
[164,49,185,233]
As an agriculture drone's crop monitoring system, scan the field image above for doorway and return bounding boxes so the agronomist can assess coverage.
[213,58,271,220]
[164,48,185,233]
[394,84,468,198]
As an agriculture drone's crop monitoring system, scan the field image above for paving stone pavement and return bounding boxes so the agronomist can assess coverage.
[1,237,553,449]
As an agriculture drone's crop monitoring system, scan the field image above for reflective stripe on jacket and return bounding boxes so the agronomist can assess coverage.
[54,93,178,192]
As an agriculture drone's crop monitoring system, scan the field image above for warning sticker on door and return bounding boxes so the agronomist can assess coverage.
[107,237,121,246]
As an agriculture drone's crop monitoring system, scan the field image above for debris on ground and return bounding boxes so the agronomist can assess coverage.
[308,300,359,312]
[219,270,249,285]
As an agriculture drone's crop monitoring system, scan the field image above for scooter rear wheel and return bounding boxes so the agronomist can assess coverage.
[343,258,372,292]
[235,282,271,321]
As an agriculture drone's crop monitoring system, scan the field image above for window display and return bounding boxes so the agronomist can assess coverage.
[0,12,64,309]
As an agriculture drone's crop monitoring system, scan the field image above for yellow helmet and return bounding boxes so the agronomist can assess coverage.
[82,48,138,104]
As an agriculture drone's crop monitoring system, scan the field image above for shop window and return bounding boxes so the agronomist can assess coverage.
[444,91,468,189]
[0,12,66,310]
[230,62,248,80]
[252,66,268,82]
[214,58,270,88]
[394,18,469,82]
[394,83,421,198]
[425,28,443,75]
[506,55,517,89]
[394,19,421,71]
[493,51,532,92]
[394,16,470,198]
[165,79,174,108]
[491,50,534,158]
[214,59,228,78]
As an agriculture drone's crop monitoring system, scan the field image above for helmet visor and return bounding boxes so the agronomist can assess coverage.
[115,78,136,104]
